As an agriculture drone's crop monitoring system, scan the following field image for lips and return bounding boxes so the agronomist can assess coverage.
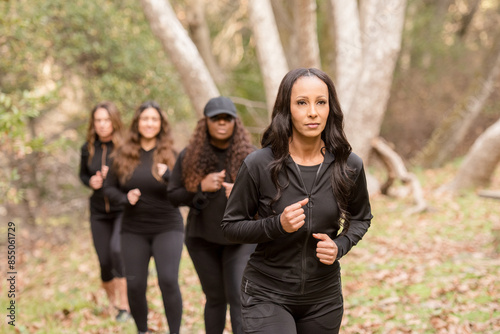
[306,123,320,129]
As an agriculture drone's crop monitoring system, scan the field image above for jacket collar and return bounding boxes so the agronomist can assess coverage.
[285,147,335,165]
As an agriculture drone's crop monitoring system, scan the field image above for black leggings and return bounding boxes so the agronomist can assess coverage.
[185,236,255,334]
[240,290,343,334]
[121,230,184,333]
[90,212,124,282]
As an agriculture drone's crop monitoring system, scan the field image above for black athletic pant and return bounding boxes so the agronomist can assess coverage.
[121,230,184,333]
[185,236,255,334]
[90,212,124,282]
[240,290,344,334]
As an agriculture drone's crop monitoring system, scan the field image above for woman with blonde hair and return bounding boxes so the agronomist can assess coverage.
[79,101,130,321]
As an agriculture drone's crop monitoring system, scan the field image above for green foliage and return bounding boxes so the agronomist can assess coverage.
[0,90,55,204]
[0,0,194,215]
[0,0,191,121]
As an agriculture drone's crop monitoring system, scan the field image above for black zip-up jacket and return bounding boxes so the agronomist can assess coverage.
[79,140,123,217]
[167,147,234,245]
[222,147,372,301]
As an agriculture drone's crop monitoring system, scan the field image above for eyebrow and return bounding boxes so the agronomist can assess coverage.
[295,95,328,99]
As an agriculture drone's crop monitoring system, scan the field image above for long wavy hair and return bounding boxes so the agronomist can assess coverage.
[261,68,355,234]
[85,101,124,163]
[182,117,254,192]
[113,101,177,184]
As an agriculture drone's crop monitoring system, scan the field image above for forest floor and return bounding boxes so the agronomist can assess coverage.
[2,164,500,334]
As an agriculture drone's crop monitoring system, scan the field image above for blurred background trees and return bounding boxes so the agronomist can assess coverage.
[1,0,499,225]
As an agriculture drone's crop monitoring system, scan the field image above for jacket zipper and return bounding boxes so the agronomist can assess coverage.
[101,143,110,213]
[294,161,323,294]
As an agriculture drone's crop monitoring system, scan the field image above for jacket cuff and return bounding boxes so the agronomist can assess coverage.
[334,235,351,259]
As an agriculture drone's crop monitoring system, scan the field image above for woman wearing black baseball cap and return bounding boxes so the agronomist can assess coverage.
[168,96,256,334]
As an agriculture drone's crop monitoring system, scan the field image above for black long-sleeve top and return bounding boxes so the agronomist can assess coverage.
[79,140,123,217]
[222,147,372,303]
[103,147,183,235]
[167,146,233,244]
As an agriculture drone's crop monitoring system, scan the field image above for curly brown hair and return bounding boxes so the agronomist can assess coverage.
[85,101,124,163]
[182,117,254,192]
[113,101,177,184]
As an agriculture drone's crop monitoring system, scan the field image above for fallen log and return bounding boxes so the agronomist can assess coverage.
[478,189,500,200]
[371,137,428,214]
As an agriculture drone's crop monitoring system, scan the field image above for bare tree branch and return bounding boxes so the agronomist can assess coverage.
[140,0,219,117]
[372,137,428,214]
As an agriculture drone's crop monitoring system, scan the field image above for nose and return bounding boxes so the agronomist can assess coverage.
[308,105,319,117]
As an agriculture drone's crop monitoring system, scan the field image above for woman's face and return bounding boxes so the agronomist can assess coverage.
[138,107,162,139]
[290,76,329,140]
[207,113,235,148]
[93,108,114,141]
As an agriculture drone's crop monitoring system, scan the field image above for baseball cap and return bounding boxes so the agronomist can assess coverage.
[203,96,237,118]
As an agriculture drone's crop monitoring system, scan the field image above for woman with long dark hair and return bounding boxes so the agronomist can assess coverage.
[79,101,130,321]
[104,101,183,334]
[222,68,373,333]
[168,96,255,334]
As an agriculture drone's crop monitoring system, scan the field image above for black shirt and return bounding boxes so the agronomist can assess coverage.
[79,139,123,217]
[297,164,321,194]
[104,147,183,235]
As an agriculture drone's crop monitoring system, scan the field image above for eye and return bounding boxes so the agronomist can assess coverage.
[297,100,307,106]
[317,100,327,105]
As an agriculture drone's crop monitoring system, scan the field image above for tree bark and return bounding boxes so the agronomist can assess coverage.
[139,0,219,117]
[294,0,321,68]
[186,0,225,85]
[247,0,289,115]
[457,0,481,38]
[330,0,363,112]
[443,117,500,191]
[343,0,407,162]
[271,0,298,69]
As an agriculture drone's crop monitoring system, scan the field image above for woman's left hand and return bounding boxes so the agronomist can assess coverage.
[222,182,233,198]
[157,163,168,176]
[312,233,338,265]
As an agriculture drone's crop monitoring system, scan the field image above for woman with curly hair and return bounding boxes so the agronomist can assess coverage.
[168,96,256,334]
[79,101,130,321]
[104,101,183,334]
[222,68,373,333]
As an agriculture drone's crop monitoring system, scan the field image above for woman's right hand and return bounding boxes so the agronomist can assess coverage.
[89,171,103,190]
[280,198,309,233]
[200,170,226,192]
[127,188,141,205]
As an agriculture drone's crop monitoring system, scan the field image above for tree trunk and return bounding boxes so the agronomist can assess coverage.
[247,0,289,115]
[330,0,362,112]
[139,0,219,117]
[443,117,500,191]
[457,0,481,38]
[294,0,321,68]
[413,36,500,168]
[186,0,225,85]
[271,0,298,69]
[343,0,407,162]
